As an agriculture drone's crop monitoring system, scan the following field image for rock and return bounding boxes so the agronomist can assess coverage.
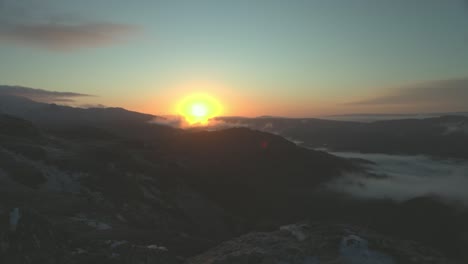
[188,223,458,264]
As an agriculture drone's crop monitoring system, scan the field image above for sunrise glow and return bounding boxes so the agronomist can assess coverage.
[177,93,223,125]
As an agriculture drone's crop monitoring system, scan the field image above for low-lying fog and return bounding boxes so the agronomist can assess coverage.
[327,152,468,204]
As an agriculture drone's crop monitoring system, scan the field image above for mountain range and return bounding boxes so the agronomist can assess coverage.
[216,115,468,159]
[0,95,467,263]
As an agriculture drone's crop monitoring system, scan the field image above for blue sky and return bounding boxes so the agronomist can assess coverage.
[1,0,467,116]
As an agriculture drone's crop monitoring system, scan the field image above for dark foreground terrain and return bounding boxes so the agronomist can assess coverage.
[1,96,467,263]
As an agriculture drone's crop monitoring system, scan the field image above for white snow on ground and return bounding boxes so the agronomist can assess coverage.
[1,147,82,193]
[340,235,394,264]
[442,121,468,135]
[141,184,159,200]
[285,137,304,145]
[107,240,128,249]
[280,224,308,241]
[147,245,168,251]
[116,214,127,223]
[70,214,112,230]
[9,208,21,232]
[72,248,87,255]
[38,165,82,193]
[94,222,112,230]
[302,256,320,264]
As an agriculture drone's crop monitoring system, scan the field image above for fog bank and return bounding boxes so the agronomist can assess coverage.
[328,152,468,204]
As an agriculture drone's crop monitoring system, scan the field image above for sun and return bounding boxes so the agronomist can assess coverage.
[177,93,223,125]
[191,103,208,117]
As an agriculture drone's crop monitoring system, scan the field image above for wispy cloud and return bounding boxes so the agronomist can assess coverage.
[0,0,140,51]
[0,22,139,51]
[347,78,468,107]
[0,85,93,103]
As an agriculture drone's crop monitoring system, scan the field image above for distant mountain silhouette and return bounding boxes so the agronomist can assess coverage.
[217,115,468,159]
[0,94,177,141]
[0,94,155,126]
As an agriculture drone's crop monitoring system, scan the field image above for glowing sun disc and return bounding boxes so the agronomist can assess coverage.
[191,104,208,117]
[177,93,223,125]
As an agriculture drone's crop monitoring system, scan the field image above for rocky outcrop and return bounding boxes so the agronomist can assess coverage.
[188,223,457,264]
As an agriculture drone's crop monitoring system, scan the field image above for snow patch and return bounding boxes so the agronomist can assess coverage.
[141,185,159,200]
[339,235,394,264]
[1,147,82,193]
[107,240,128,249]
[9,208,21,232]
[303,256,320,264]
[95,222,112,230]
[147,244,168,251]
[442,122,468,135]
[280,224,308,241]
[72,248,87,255]
[39,165,82,193]
[286,137,304,145]
[116,214,127,223]
[70,214,112,230]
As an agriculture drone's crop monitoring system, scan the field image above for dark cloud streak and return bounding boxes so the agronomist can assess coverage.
[347,78,468,107]
[0,85,94,103]
[0,0,140,51]
[0,22,139,51]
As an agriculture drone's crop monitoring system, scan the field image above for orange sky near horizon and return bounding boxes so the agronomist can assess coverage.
[131,79,335,118]
[114,86,458,119]
[74,77,468,120]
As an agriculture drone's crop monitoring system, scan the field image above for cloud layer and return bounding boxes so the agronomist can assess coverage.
[328,152,468,205]
[0,85,93,103]
[348,78,468,108]
[0,22,138,51]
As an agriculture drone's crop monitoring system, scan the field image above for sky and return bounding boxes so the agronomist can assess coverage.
[1,0,468,117]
